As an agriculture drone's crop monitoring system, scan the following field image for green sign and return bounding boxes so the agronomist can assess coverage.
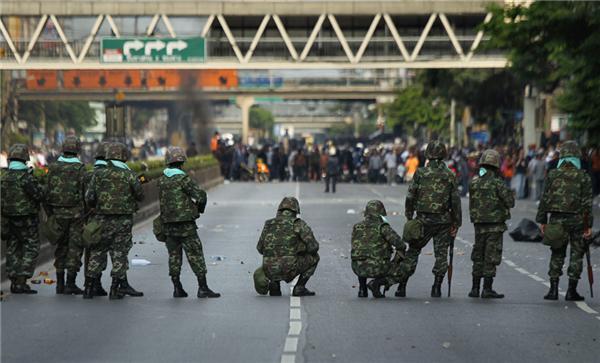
[101,37,205,63]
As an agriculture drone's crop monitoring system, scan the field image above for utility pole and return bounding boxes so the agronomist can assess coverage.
[450,98,456,147]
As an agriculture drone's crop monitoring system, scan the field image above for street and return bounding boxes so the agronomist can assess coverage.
[2,181,599,363]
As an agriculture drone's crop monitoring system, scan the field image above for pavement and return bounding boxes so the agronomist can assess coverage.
[1,181,599,363]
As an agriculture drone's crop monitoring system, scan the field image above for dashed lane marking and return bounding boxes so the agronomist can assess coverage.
[576,301,599,315]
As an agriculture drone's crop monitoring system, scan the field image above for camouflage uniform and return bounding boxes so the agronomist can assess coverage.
[1,144,45,293]
[46,136,87,293]
[351,200,404,297]
[536,141,593,301]
[257,197,320,296]
[468,149,514,298]
[84,142,144,299]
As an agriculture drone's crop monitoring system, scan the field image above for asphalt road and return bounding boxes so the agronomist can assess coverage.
[2,181,599,363]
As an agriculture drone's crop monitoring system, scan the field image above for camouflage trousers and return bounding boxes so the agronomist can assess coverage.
[86,215,133,279]
[383,223,452,287]
[53,217,84,273]
[471,227,503,278]
[4,216,40,280]
[263,253,320,283]
[351,253,402,279]
[547,221,586,280]
[165,236,207,277]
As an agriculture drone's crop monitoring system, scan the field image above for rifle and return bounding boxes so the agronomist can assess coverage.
[448,237,455,297]
[586,245,594,298]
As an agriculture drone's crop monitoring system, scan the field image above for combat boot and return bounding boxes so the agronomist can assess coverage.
[118,277,143,297]
[172,276,188,298]
[565,279,585,301]
[63,272,83,295]
[544,278,559,300]
[56,270,65,294]
[197,275,221,298]
[358,277,368,298]
[10,279,20,293]
[93,277,108,297]
[481,277,504,299]
[292,275,316,297]
[394,280,407,297]
[15,277,37,294]
[431,275,444,298]
[367,278,386,298]
[109,278,124,300]
[83,277,95,299]
[468,276,481,298]
[269,281,282,296]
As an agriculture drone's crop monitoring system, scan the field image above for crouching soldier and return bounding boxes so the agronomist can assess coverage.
[157,147,220,298]
[351,200,405,298]
[257,197,320,296]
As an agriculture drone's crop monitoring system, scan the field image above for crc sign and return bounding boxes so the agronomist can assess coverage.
[101,37,205,63]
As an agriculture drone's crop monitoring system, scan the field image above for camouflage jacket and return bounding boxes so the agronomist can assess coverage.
[85,163,144,215]
[536,164,593,228]
[405,160,462,226]
[158,173,206,223]
[257,210,319,258]
[45,160,87,218]
[351,215,404,261]
[1,169,45,216]
[469,171,514,225]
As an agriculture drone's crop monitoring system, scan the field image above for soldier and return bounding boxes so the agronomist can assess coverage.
[351,200,405,298]
[536,141,593,301]
[368,141,461,298]
[257,197,320,296]
[158,146,220,298]
[1,144,45,294]
[45,136,87,295]
[83,142,144,300]
[468,149,515,299]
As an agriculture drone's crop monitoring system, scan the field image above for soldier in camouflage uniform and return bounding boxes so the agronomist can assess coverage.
[257,197,320,296]
[158,146,220,298]
[536,140,593,301]
[351,200,405,298]
[369,141,461,298]
[84,142,144,300]
[1,144,45,294]
[468,149,515,299]
[45,136,87,295]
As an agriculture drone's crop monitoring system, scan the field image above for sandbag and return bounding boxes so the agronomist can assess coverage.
[509,218,543,242]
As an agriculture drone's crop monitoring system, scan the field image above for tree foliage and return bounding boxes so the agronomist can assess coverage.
[249,106,274,134]
[385,84,448,136]
[19,100,97,135]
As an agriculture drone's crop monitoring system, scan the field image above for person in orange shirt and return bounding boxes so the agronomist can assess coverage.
[404,151,419,182]
[210,131,220,154]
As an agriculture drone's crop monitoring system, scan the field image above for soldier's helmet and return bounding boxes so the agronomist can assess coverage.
[559,140,581,158]
[278,196,300,214]
[8,144,29,162]
[479,149,501,168]
[105,142,129,162]
[165,146,187,165]
[62,136,81,154]
[95,142,111,160]
[364,200,387,217]
[425,140,447,160]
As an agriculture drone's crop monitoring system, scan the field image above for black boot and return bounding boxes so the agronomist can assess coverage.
[93,277,107,297]
[481,277,504,299]
[64,272,83,295]
[197,275,220,298]
[544,278,559,300]
[83,277,95,299]
[292,275,316,297]
[565,279,585,301]
[13,277,37,294]
[358,277,368,298]
[172,276,188,298]
[367,278,386,298]
[431,275,443,298]
[268,281,282,296]
[468,276,481,298]
[56,270,65,294]
[109,278,124,300]
[10,279,19,294]
[394,280,407,297]
[118,277,143,297]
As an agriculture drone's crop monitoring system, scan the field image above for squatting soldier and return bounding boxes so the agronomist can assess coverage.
[45,136,87,295]
[158,146,220,298]
[84,142,144,300]
[536,140,593,301]
[468,149,515,299]
[257,197,320,296]
[369,141,461,298]
[1,144,45,294]
[351,200,405,298]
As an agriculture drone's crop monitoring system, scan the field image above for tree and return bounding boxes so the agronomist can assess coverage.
[249,106,274,137]
[19,100,97,136]
[484,1,600,142]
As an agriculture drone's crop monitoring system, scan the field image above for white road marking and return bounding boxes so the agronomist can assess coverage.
[528,274,545,282]
[290,308,301,320]
[597,316,600,321]
[575,302,599,314]
[290,296,301,307]
[515,267,530,275]
[503,260,517,267]
[281,354,296,363]
[284,337,299,353]
[288,321,302,335]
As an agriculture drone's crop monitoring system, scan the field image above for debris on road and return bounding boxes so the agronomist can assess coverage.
[131,258,151,266]
[211,255,226,261]
[30,279,41,284]
[442,342,451,349]
[346,209,357,214]
[43,278,55,284]
[509,219,543,242]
